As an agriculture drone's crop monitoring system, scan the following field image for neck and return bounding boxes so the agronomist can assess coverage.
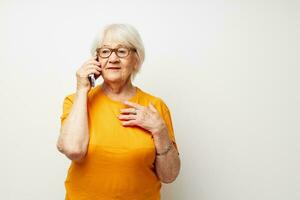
[102,78,136,100]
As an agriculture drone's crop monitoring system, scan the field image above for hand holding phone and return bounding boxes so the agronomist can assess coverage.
[76,56,102,92]
[88,56,101,88]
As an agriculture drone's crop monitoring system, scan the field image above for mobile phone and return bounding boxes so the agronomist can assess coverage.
[88,57,99,87]
[88,74,95,87]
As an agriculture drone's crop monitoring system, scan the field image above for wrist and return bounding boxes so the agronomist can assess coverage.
[151,121,166,138]
[76,88,89,95]
[156,141,173,156]
[152,124,172,154]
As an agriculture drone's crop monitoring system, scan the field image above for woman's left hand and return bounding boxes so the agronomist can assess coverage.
[118,101,165,137]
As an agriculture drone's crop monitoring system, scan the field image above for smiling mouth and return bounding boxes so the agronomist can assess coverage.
[106,67,121,70]
[107,67,121,70]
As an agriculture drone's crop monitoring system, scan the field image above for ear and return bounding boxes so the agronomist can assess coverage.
[135,55,143,72]
[133,63,140,72]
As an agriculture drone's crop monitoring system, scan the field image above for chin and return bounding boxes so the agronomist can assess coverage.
[102,74,122,83]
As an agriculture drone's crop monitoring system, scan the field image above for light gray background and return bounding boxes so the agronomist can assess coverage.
[1,0,299,199]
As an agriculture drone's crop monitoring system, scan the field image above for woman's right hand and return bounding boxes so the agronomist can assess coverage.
[76,56,102,92]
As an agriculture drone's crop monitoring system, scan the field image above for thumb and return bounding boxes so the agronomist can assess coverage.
[149,102,157,112]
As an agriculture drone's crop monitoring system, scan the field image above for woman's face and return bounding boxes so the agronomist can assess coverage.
[97,39,138,84]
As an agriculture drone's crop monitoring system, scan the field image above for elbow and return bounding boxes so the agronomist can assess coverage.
[56,129,89,162]
[160,175,178,184]
[65,149,87,161]
[159,160,181,184]
[161,178,175,184]
[56,142,87,161]
[159,170,180,184]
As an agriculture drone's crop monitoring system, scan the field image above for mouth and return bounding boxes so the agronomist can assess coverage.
[106,66,121,70]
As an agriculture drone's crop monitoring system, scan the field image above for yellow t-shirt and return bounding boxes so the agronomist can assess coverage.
[60,84,178,200]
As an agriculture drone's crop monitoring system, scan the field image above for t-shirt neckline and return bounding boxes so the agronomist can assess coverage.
[99,84,140,106]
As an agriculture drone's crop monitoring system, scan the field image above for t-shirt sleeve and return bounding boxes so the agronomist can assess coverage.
[160,100,179,154]
[60,94,75,125]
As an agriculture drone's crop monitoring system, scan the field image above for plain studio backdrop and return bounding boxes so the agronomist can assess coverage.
[0,0,299,199]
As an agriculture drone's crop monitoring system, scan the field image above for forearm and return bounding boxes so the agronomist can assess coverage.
[57,89,90,161]
[153,125,181,183]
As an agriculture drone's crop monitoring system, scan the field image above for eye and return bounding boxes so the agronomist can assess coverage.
[118,48,128,53]
[101,49,110,54]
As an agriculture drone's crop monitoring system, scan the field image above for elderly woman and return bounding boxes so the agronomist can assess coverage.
[57,24,180,200]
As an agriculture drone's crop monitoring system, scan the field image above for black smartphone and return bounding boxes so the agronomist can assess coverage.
[88,57,99,87]
[88,74,95,87]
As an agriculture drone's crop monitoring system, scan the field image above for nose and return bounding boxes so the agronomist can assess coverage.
[108,51,119,63]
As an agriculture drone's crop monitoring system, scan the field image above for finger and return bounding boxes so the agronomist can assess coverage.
[83,58,101,66]
[86,65,102,71]
[92,55,100,63]
[123,101,144,110]
[94,72,102,80]
[86,60,101,66]
[78,68,100,77]
[86,69,101,76]
[120,108,137,114]
[121,120,137,126]
[118,114,137,120]
[92,54,98,60]
[148,103,157,113]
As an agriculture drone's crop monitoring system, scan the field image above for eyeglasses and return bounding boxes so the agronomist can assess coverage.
[96,46,136,58]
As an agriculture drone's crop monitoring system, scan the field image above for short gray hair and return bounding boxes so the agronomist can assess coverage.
[90,24,145,80]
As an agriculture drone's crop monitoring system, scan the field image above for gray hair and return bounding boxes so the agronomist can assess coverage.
[90,24,145,80]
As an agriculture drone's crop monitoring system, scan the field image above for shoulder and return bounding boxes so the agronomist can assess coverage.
[137,87,170,114]
[62,92,75,104]
[62,85,100,104]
